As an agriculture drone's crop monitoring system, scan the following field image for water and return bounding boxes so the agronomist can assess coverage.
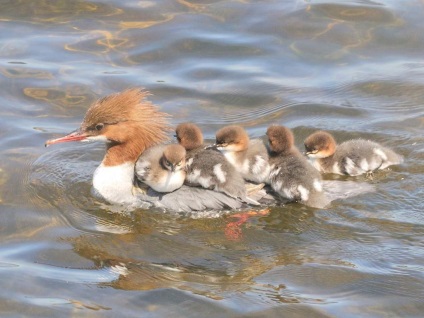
[1,0,423,317]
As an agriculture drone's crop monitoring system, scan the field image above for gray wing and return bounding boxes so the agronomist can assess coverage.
[142,185,244,212]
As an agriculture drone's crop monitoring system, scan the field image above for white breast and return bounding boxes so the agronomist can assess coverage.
[93,162,137,205]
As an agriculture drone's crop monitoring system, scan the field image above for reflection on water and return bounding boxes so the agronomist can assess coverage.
[1,0,424,317]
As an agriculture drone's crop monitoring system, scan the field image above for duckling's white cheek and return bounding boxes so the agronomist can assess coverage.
[306,153,320,159]
[220,144,239,152]
[309,152,328,159]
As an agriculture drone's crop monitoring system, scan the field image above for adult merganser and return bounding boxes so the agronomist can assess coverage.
[135,144,186,193]
[214,125,270,183]
[266,125,329,208]
[175,123,256,203]
[45,89,265,212]
[304,130,403,176]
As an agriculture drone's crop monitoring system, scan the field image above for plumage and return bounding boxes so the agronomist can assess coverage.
[266,125,329,208]
[175,123,256,203]
[45,89,266,211]
[135,144,186,193]
[304,131,403,176]
[215,125,270,183]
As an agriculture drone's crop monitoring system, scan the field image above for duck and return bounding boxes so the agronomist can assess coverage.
[266,125,329,208]
[175,123,258,204]
[304,130,403,176]
[214,125,270,183]
[45,89,266,212]
[135,144,186,193]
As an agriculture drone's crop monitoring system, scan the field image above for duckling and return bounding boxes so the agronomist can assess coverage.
[214,125,270,183]
[176,123,257,203]
[266,125,329,208]
[135,144,186,193]
[304,131,403,176]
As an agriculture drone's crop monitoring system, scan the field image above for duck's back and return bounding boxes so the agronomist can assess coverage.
[136,185,252,212]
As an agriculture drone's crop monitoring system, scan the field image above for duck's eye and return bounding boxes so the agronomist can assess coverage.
[95,123,104,131]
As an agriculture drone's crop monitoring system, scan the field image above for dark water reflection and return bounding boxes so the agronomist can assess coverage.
[1,0,423,317]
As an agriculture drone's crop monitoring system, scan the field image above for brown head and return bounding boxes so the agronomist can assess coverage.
[161,144,186,172]
[304,131,337,158]
[175,123,204,151]
[266,125,294,154]
[45,88,172,165]
[215,125,249,152]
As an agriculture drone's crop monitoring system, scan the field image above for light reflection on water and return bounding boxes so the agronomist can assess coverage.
[0,0,424,317]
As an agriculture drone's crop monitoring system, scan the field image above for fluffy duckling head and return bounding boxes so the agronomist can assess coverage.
[175,123,204,151]
[161,144,186,172]
[304,131,337,159]
[266,125,294,154]
[215,125,249,152]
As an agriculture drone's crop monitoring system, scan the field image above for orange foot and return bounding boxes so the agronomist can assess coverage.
[224,209,270,241]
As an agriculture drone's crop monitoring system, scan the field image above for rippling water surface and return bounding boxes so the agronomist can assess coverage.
[1,0,423,317]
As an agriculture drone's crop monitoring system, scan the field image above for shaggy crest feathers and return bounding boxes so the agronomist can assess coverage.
[83,88,172,147]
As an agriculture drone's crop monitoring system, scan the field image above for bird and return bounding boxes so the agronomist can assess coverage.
[303,130,403,176]
[266,125,330,208]
[175,123,258,204]
[45,89,266,212]
[214,125,270,183]
[135,144,186,193]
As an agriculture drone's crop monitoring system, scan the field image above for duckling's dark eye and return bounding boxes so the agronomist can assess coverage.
[95,123,104,131]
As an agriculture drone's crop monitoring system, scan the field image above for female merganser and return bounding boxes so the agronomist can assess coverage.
[266,125,329,208]
[175,123,257,203]
[304,130,403,176]
[214,125,270,183]
[45,89,265,212]
[135,144,186,193]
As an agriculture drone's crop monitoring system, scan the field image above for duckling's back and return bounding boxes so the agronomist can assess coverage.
[268,149,329,208]
[334,139,403,176]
